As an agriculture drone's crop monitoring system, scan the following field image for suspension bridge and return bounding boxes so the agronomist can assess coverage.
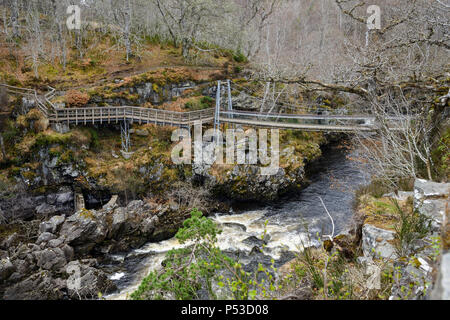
[1,81,385,153]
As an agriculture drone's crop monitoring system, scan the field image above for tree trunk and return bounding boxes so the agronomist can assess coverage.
[11,0,20,38]
[124,0,132,61]
[0,134,6,161]
[182,38,190,59]
[426,158,433,181]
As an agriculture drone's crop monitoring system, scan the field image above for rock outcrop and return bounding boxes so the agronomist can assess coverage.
[359,179,449,300]
[0,199,185,300]
[211,165,305,202]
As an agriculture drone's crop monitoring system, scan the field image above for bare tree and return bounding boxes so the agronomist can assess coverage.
[153,0,231,59]
[356,88,436,185]
[50,0,68,69]
[111,0,134,61]
[10,0,19,38]
[23,3,43,78]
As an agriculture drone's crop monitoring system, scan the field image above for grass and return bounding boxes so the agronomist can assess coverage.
[392,199,432,257]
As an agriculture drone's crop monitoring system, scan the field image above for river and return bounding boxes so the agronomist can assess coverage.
[102,142,371,299]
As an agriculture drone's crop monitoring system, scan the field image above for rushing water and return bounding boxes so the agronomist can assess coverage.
[103,143,371,300]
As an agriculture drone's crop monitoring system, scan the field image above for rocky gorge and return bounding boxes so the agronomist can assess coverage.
[1,70,448,301]
[0,75,332,299]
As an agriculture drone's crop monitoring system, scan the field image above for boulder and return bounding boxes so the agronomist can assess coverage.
[414,179,450,199]
[135,129,149,137]
[0,233,19,249]
[389,260,431,300]
[56,192,74,205]
[212,164,304,202]
[0,258,15,281]
[39,215,66,234]
[35,203,57,215]
[65,260,116,299]
[431,252,450,300]
[3,271,66,300]
[362,224,397,259]
[36,232,56,245]
[59,210,108,254]
[33,248,67,271]
[414,179,449,231]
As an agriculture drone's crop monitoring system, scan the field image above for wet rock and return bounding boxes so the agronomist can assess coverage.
[212,165,304,202]
[242,236,266,247]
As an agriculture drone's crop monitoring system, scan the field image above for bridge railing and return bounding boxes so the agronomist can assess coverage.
[50,105,215,126]
[0,83,52,117]
[219,110,375,127]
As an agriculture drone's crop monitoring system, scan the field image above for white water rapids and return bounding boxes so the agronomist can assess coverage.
[103,144,370,300]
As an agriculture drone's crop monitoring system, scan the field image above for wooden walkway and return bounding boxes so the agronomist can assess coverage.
[1,83,387,132]
[1,84,214,127]
[51,106,214,126]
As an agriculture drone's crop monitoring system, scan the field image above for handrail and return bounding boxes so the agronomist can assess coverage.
[1,83,392,132]
[220,110,374,120]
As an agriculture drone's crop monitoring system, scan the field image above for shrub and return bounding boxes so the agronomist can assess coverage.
[392,199,432,257]
[131,209,280,300]
[233,51,248,63]
[65,90,90,108]
[184,96,214,111]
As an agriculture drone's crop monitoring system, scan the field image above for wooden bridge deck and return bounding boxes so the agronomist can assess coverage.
[50,106,215,127]
[1,83,384,132]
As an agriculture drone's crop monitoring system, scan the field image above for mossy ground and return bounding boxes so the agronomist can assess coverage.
[357,194,413,232]
[0,33,240,90]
